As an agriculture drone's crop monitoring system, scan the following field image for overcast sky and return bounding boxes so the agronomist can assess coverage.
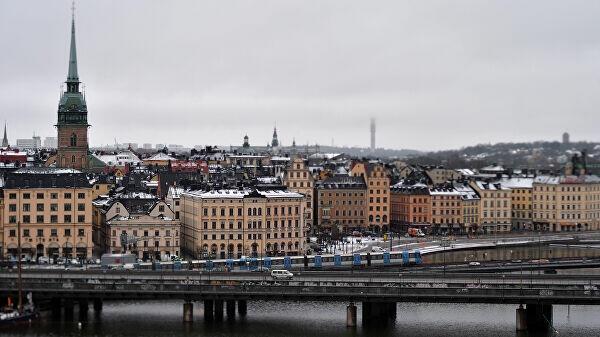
[1,1,600,152]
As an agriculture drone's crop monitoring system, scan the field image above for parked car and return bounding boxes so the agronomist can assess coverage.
[469,261,481,267]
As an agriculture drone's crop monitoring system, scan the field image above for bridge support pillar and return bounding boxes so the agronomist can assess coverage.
[214,300,224,322]
[93,298,103,312]
[78,298,89,321]
[226,300,236,321]
[387,302,397,320]
[238,300,247,317]
[64,298,74,321]
[346,303,357,327]
[183,301,193,322]
[50,297,61,319]
[204,300,214,322]
[362,301,396,326]
[525,303,553,331]
[516,305,527,331]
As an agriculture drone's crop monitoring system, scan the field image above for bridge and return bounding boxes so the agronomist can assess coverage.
[1,267,599,330]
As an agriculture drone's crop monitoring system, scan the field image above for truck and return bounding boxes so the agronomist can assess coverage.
[407,228,425,237]
[100,253,137,269]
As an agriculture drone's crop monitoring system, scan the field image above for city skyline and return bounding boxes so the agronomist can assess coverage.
[1,1,600,152]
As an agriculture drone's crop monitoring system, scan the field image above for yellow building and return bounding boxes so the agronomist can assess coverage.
[180,189,306,258]
[501,178,533,231]
[350,162,390,233]
[532,175,600,232]
[282,157,315,233]
[2,168,93,260]
[454,183,480,235]
[470,181,512,234]
[429,187,462,235]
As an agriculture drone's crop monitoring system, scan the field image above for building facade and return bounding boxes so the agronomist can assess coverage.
[2,168,93,260]
[429,187,462,235]
[389,184,431,233]
[282,157,315,234]
[315,176,367,234]
[470,181,512,234]
[180,189,307,258]
[350,162,390,233]
[501,178,533,231]
[532,175,600,232]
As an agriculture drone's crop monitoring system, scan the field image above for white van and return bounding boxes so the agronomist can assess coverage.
[271,269,293,280]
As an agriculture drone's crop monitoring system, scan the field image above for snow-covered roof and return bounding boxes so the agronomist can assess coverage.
[429,188,461,195]
[13,167,81,174]
[456,168,476,176]
[270,156,291,161]
[309,153,341,160]
[94,150,142,166]
[472,181,511,191]
[257,177,278,184]
[533,175,600,185]
[145,152,176,161]
[500,177,534,189]
[182,189,304,199]
[167,186,185,199]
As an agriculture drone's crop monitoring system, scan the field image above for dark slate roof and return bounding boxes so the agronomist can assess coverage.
[315,176,366,190]
[4,167,90,189]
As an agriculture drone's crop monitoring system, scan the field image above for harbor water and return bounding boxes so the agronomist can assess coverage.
[3,300,600,337]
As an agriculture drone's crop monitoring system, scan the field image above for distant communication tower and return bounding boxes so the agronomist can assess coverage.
[370,118,376,153]
[562,132,570,144]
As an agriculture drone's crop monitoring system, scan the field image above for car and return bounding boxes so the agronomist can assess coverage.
[469,262,481,267]
[271,269,293,280]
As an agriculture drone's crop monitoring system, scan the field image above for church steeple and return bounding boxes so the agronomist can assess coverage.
[2,122,9,148]
[66,7,80,93]
[56,1,90,170]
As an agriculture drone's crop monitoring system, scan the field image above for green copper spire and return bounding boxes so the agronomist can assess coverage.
[57,1,88,127]
[66,2,79,93]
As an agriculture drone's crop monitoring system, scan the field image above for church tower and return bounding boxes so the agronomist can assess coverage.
[2,122,9,148]
[56,7,90,169]
[271,126,280,154]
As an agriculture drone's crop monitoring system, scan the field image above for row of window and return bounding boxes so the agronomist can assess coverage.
[111,240,177,248]
[202,220,300,230]
[111,230,179,237]
[368,206,388,212]
[8,192,86,200]
[202,206,301,217]
[8,203,85,212]
[320,192,365,197]
[432,202,460,207]
[201,232,300,241]
[432,210,462,215]
[8,215,85,224]
[482,211,509,218]
[9,228,85,237]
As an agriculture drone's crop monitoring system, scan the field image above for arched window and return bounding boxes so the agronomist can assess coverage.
[71,155,76,163]
[70,133,77,146]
